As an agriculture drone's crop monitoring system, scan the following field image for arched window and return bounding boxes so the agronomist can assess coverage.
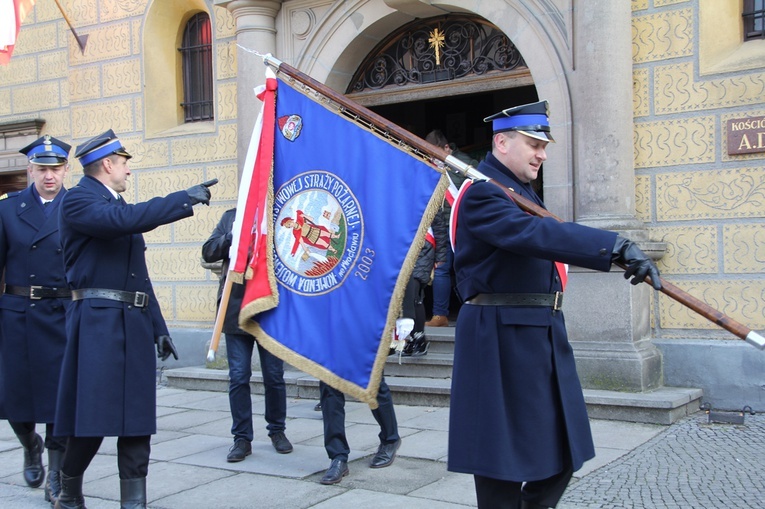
[743,0,765,40]
[179,13,213,122]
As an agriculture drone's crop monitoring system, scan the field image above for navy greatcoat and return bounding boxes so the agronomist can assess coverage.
[0,186,69,423]
[447,152,618,482]
[55,175,194,437]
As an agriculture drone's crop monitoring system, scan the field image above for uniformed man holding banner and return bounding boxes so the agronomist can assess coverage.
[447,101,662,509]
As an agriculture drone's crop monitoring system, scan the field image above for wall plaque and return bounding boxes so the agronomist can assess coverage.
[727,116,765,155]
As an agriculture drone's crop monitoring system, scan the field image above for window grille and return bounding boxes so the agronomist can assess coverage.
[743,0,765,41]
[347,15,526,94]
[179,13,214,122]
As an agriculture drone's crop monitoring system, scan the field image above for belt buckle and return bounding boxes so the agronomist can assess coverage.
[553,291,563,311]
[133,292,148,308]
[30,285,43,300]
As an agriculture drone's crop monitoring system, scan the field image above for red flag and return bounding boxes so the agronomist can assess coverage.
[0,0,36,65]
[228,67,279,315]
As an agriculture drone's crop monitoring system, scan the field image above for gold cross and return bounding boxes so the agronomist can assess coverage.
[428,28,445,66]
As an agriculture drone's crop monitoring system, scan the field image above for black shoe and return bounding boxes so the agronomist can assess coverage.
[18,431,45,488]
[226,439,252,462]
[402,332,428,357]
[270,432,293,454]
[411,336,429,357]
[370,438,401,468]
[314,402,322,412]
[320,458,349,485]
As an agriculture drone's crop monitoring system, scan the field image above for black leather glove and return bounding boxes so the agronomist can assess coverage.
[611,235,662,290]
[155,335,179,361]
[186,184,212,206]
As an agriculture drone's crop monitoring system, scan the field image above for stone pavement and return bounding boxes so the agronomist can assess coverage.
[1,385,762,508]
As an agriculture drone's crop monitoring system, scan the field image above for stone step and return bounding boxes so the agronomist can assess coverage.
[421,325,455,354]
[163,366,702,425]
[384,352,454,378]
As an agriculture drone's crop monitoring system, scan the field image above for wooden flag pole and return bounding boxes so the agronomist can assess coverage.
[52,0,88,54]
[261,53,765,350]
[207,273,234,362]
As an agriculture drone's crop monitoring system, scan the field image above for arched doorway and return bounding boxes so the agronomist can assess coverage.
[295,0,574,220]
[287,3,573,319]
[345,15,541,191]
[338,14,546,319]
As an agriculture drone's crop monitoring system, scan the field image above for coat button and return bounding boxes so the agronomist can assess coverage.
[599,248,607,256]
[131,273,136,278]
[30,274,36,279]
[31,244,37,249]
[128,305,133,310]
[30,303,35,308]
[183,203,189,209]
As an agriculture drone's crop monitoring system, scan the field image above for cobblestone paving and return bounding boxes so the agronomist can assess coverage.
[559,413,765,508]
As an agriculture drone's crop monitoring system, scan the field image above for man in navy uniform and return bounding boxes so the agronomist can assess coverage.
[53,130,214,509]
[447,101,661,508]
[0,135,71,505]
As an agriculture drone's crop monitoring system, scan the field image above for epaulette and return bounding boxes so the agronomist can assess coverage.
[0,190,22,201]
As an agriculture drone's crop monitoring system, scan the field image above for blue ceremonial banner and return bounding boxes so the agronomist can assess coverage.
[239,77,444,406]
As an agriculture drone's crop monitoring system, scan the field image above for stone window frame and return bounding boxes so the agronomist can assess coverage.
[699,0,765,75]
[144,0,216,138]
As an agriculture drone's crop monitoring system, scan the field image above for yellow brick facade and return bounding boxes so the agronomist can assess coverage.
[1,0,762,341]
[0,1,236,327]
[633,1,765,338]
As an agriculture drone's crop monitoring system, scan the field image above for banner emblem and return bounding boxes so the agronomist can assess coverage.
[278,114,303,141]
[273,171,363,296]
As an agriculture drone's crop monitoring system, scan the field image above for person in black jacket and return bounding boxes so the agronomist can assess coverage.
[400,212,448,356]
[202,208,293,462]
[423,130,478,328]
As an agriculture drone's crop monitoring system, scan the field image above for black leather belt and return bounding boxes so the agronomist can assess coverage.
[71,288,149,308]
[466,292,563,311]
[4,285,72,299]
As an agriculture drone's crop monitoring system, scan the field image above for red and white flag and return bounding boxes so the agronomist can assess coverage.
[1,0,36,65]
[228,67,279,315]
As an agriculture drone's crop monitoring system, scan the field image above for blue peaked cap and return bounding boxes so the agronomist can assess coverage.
[20,135,71,166]
[75,129,132,166]
[483,100,555,142]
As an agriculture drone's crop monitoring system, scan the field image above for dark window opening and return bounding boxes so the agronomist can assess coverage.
[179,13,213,122]
[743,0,765,41]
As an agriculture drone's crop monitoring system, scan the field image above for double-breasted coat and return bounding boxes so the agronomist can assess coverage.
[0,186,69,423]
[447,153,618,482]
[55,175,194,437]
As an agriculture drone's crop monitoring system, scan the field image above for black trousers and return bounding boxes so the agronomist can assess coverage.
[10,421,66,451]
[474,465,574,509]
[61,435,151,480]
[320,378,399,461]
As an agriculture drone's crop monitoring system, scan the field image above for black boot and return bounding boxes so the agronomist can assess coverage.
[54,472,86,509]
[17,430,45,488]
[45,449,64,505]
[120,477,147,509]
